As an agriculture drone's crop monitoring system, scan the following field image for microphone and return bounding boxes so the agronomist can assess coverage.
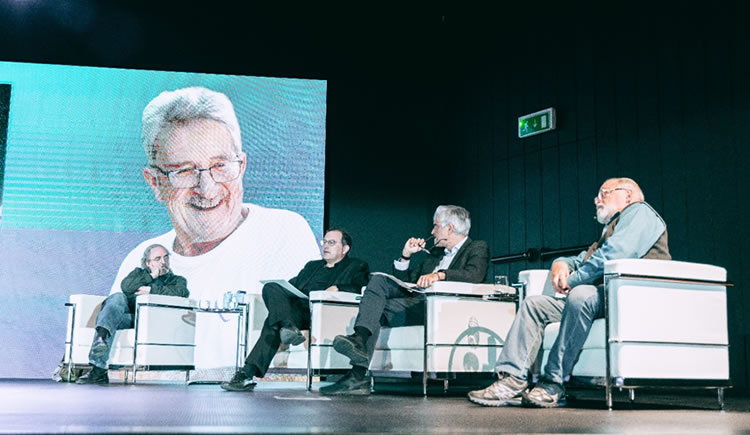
[420,236,448,254]
[418,235,435,254]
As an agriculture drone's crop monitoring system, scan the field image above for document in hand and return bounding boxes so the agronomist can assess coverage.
[260,280,308,299]
[370,272,426,293]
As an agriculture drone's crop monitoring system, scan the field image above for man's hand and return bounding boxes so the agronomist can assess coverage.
[325,285,339,292]
[550,261,571,295]
[416,272,441,289]
[135,286,152,296]
[401,237,426,259]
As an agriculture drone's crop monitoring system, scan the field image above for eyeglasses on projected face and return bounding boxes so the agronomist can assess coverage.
[151,160,243,189]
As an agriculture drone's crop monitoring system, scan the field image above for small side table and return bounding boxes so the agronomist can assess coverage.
[188,303,249,384]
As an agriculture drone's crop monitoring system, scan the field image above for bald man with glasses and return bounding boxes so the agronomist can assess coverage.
[469,177,671,408]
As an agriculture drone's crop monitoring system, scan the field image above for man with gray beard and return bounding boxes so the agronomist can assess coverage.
[468,178,670,408]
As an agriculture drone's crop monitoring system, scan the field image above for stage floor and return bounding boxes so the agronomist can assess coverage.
[1,379,750,434]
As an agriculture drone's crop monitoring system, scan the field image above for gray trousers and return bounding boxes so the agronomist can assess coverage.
[89,292,134,368]
[495,284,603,385]
[353,275,426,368]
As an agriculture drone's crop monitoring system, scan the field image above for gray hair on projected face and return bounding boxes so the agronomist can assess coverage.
[141,86,242,163]
[433,205,471,236]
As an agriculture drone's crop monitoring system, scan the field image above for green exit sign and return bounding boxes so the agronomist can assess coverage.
[518,108,556,138]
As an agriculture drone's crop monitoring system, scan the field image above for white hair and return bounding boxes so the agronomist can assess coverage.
[141,86,242,162]
[434,205,471,236]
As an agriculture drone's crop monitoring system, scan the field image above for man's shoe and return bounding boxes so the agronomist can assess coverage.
[332,334,368,366]
[279,326,306,346]
[319,370,371,396]
[522,380,567,408]
[220,370,257,392]
[90,336,109,360]
[75,366,109,384]
[467,372,527,407]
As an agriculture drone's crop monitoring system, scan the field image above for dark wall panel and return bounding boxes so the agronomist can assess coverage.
[438,7,749,389]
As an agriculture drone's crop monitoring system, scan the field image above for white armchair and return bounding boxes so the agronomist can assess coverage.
[368,281,518,395]
[518,259,730,409]
[64,293,197,383]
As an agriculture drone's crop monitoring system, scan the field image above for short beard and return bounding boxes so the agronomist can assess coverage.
[596,205,613,224]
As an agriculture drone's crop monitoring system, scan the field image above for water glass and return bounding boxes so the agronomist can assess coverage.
[494,275,509,293]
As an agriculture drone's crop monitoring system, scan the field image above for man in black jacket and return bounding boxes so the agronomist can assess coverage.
[320,205,490,395]
[76,244,189,384]
[222,228,370,392]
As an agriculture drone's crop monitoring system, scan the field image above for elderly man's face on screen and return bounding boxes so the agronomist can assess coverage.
[146,118,247,245]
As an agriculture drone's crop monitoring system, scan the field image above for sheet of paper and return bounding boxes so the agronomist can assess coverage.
[260,279,308,299]
[370,272,425,293]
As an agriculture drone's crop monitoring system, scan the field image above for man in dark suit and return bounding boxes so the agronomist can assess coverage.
[320,205,489,395]
[221,228,369,392]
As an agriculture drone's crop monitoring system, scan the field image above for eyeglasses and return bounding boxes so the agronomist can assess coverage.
[151,160,243,189]
[596,187,629,200]
[320,239,339,247]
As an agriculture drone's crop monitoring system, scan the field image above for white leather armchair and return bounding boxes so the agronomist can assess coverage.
[64,293,197,383]
[518,259,730,409]
[368,281,518,395]
[304,290,362,389]
[249,290,362,388]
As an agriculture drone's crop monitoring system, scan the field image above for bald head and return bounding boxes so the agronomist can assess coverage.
[604,177,645,202]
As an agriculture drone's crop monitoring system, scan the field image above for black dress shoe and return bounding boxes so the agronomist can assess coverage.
[279,326,306,346]
[221,369,257,392]
[332,333,368,366]
[319,370,371,396]
[76,366,109,384]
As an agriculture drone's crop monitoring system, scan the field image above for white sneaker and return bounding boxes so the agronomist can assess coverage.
[468,373,528,407]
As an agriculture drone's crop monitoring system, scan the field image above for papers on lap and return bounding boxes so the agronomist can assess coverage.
[370,272,426,293]
[260,279,308,299]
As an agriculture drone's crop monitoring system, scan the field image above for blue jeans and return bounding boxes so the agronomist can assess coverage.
[89,292,134,368]
[495,285,603,385]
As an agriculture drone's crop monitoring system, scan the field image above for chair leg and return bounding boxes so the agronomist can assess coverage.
[628,389,635,403]
[718,388,725,411]
[185,370,190,384]
[443,379,449,393]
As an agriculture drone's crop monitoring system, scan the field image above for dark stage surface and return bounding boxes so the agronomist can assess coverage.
[2,379,750,434]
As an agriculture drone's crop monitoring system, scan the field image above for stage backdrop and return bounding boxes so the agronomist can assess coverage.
[0,61,326,378]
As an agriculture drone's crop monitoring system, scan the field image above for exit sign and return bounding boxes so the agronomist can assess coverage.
[518,108,556,138]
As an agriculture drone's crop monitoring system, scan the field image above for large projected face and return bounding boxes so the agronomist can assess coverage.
[0,61,327,378]
[144,118,248,255]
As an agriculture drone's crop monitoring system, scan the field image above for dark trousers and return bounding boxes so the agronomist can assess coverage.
[243,283,310,377]
[353,274,426,368]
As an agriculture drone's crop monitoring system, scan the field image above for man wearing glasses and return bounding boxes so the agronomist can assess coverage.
[221,228,369,391]
[108,87,320,370]
[321,205,490,395]
[77,244,188,384]
[469,178,670,408]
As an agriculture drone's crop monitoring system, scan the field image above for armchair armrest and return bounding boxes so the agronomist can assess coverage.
[423,281,496,296]
[135,294,197,308]
[308,290,361,304]
[604,259,727,283]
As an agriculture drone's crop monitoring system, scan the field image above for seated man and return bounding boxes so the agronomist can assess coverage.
[221,228,369,392]
[321,205,489,395]
[468,177,671,408]
[76,244,189,384]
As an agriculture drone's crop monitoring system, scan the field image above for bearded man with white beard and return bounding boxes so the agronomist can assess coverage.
[468,177,671,408]
[107,87,320,370]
